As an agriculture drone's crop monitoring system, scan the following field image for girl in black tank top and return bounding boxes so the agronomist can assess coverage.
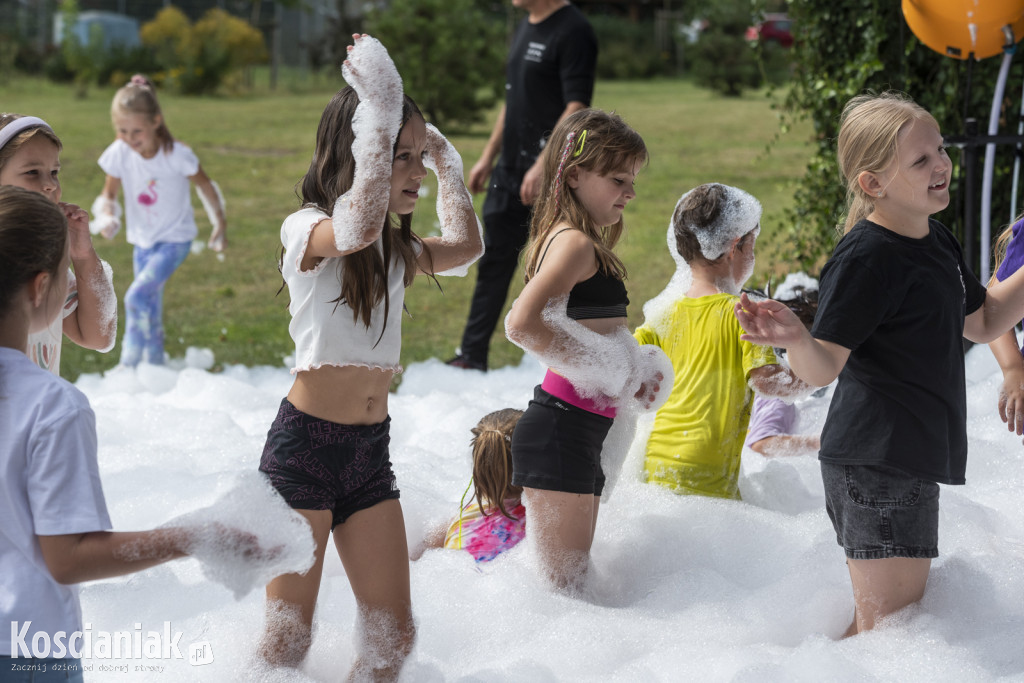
[503,109,669,592]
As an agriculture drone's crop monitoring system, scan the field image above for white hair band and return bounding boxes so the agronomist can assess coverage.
[0,116,54,152]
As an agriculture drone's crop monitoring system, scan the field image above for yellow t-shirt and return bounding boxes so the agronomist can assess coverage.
[634,293,777,499]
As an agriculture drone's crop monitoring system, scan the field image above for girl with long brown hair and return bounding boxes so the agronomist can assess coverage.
[257,35,482,678]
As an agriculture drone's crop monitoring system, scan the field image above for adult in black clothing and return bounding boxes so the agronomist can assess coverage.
[448,0,597,371]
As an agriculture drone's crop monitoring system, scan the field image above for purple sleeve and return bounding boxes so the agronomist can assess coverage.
[745,396,797,447]
[995,218,1024,284]
[995,218,1024,355]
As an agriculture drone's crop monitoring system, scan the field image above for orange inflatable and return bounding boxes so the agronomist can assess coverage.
[903,0,1024,60]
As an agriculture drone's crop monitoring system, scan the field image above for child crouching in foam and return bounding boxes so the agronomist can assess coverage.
[414,409,526,564]
[634,183,813,499]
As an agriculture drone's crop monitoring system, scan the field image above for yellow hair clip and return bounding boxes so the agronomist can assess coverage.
[572,129,587,158]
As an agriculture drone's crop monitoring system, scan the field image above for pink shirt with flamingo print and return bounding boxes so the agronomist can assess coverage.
[97,139,200,248]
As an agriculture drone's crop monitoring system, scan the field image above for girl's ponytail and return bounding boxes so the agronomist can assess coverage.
[469,408,524,519]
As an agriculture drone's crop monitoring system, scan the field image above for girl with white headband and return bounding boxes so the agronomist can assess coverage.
[634,183,812,500]
[0,114,117,374]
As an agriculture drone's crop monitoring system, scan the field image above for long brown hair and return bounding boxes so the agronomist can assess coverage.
[470,408,524,519]
[294,86,425,330]
[522,108,647,283]
[111,74,174,153]
[837,91,939,234]
[0,186,67,319]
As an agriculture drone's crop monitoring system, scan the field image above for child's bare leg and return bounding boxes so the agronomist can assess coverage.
[333,499,414,682]
[523,487,598,592]
[843,556,931,636]
[260,509,333,667]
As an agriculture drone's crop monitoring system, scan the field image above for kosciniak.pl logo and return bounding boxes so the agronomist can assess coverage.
[10,622,184,659]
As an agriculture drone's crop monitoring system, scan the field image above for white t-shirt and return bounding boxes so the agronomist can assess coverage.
[25,269,78,375]
[0,348,111,656]
[282,207,410,374]
[97,139,200,248]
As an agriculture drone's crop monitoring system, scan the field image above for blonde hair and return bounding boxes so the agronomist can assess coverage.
[837,91,939,234]
[993,212,1024,274]
[522,108,647,282]
[470,408,524,519]
[0,114,62,173]
[111,74,174,153]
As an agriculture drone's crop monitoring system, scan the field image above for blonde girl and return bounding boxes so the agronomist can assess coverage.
[417,408,526,563]
[505,108,665,592]
[0,114,116,374]
[92,74,226,367]
[256,36,481,678]
[987,214,1024,439]
[736,91,1024,635]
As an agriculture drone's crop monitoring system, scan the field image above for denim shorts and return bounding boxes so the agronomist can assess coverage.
[511,386,613,496]
[259,398,400,528]
[821,461,940,560]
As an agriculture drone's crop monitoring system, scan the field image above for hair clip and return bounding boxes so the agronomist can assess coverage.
[572,129,587,158]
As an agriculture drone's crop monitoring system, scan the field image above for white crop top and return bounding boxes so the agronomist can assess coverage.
[282,207,411,374]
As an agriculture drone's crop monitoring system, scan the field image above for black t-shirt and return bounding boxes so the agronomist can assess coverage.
[499,4,597,179]
[811,218,986,484]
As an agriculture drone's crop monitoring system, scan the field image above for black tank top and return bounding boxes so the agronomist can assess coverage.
[536,229,628,320]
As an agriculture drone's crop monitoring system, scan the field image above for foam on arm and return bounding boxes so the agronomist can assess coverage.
[331,36,405,253]
[423,123,483,276]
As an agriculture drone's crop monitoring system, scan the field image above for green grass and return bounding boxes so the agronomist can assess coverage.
[0,76,812,381]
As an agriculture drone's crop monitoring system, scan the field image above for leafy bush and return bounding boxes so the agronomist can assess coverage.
[589,16,669,80]
[366,0,505,130]
[767,0,1019,274]
[689,0,760,96]
[141,6,267,95]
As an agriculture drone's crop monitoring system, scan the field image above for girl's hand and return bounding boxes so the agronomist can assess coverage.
[629,344,673,412]
[341,34,402,116]
[60,202,94,258]
[734,292,806,348]
[998,368,1024,436]
[208,226,227,252]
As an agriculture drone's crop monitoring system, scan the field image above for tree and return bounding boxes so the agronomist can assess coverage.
[770,0,1020,274]
[366,0,506,130]
[690,0,760,97]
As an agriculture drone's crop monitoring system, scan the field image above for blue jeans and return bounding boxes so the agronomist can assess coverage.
[0,657,82,682]
[120,241,191,367]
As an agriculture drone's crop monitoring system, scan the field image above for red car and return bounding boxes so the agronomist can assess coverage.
[745,13,794,48]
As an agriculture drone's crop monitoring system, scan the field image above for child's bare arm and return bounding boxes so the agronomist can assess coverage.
[190,167,227,252]
[749,434,821,457]
[989,327,1024,436]
[60,201,116,352]
[37,524,270,585]
[735,293,849,387]
[748,364,815,398]
[409,520,448,561]
[37,528,189,584]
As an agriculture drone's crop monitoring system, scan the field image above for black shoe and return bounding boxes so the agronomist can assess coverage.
[445,354,487,371]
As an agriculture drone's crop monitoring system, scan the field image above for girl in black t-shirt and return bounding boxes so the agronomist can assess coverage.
[735,92,1024,636]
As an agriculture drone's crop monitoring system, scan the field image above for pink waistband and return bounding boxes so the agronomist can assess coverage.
[541,370,617,418]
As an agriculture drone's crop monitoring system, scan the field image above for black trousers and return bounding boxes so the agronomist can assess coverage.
[458,167,532,365]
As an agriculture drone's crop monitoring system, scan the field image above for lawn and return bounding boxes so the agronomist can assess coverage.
[0,76,813,381]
